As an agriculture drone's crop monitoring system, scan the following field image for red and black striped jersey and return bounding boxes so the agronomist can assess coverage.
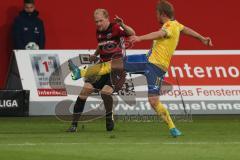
[96,23,128,62]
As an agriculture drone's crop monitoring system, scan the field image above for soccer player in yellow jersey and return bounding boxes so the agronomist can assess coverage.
[68,0,212,137]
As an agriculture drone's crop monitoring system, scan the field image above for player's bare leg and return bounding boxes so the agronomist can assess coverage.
[68,83,94,132]
[100,85,115,131]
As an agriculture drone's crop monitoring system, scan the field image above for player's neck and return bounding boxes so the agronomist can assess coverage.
[103,22,111,31]
[162,18,171,24]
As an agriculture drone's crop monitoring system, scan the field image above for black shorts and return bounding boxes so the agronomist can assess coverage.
[87,74,111,90]
[85,70,126,92]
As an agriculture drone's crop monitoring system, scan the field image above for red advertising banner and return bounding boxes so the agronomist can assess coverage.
[166,55,240,86]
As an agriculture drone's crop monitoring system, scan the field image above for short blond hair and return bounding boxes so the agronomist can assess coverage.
[94,8,109,18]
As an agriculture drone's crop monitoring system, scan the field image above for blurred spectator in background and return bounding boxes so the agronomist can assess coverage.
[13,0,45,50]
[6,0,45,90]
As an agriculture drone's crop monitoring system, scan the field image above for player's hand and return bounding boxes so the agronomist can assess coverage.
[114,15,124,25]
[129,36,142,43]
[89,54,98,63]
[202,37,213,47]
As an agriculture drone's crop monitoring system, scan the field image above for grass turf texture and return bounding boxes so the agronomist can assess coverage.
[0,116,240,160]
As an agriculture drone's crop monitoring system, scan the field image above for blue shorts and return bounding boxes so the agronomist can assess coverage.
[123,54,166,95]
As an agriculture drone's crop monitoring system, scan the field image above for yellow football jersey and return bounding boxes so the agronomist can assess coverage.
[148,20,184,71]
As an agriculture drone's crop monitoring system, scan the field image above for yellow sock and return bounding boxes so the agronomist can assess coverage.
[80,62,112,78]
[154,102,175,129]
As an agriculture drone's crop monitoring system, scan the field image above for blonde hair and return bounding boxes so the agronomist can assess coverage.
[94,8,109,18]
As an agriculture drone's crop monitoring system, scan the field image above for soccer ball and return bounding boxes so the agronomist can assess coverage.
[25,42,40,50]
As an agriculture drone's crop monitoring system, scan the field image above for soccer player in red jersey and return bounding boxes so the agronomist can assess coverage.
[68,9,135,132]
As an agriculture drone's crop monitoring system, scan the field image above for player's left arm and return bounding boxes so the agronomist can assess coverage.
[181,26,213,46]
[114,15,136,36]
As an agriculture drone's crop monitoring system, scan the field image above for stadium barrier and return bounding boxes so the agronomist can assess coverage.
[13,50,240,116]
[0,90,29,116]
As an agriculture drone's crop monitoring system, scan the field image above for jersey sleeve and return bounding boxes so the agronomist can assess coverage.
[162,21,185,37]
[115,24,128,37]
[161,22,173,38]
[177,21,185,31]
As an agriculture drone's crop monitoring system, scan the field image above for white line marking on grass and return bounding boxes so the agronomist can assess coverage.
[1,142,240,146]
[7,143,37,146]
[163,142,240,145]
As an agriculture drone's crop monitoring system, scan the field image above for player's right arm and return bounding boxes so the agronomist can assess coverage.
[89,46,100,62]
[129,30,167,43]
[181,26,213,46]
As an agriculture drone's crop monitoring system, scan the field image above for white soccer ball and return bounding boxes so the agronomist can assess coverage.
[25,42,40,50]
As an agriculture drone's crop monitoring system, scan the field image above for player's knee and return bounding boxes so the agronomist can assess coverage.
[100,85,113,96]
[83,83,94,90]
[101,93,112,100]
[100,91,112,97]
[148,96,159,108]
[79,95,87,100]
[79,83,94,99]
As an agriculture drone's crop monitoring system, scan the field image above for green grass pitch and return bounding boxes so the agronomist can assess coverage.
[0,116,240,160]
